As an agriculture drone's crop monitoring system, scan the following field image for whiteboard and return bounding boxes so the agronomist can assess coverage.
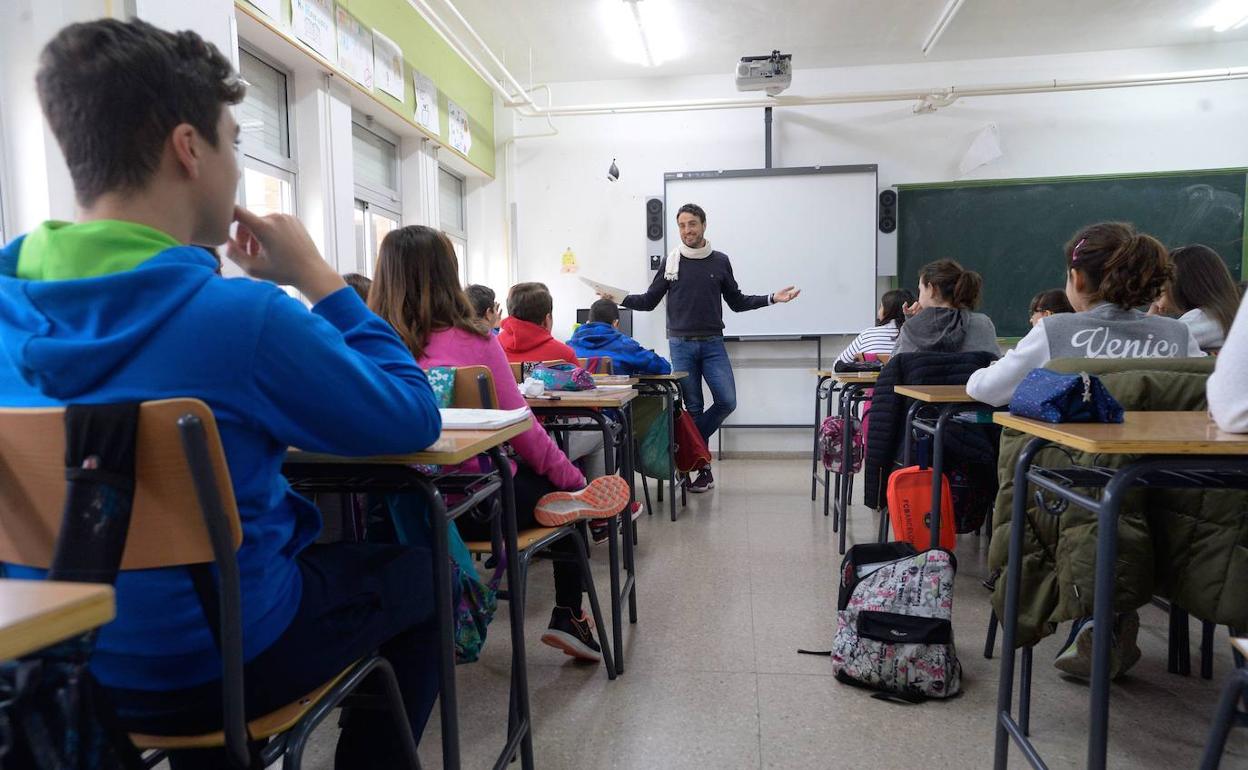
[664,167,878,336]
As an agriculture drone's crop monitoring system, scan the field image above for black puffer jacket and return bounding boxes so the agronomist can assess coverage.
[863,350,1000,510]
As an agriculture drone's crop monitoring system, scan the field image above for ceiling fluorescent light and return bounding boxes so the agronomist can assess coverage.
[1196,0,1248,32]
[602,0,683,67]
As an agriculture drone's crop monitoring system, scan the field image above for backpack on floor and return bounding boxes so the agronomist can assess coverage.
[818,414,864,473]
[673,403,711,474]
[829,543,962,701]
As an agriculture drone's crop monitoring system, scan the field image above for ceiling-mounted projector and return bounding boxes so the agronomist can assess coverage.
[735,50,792,96]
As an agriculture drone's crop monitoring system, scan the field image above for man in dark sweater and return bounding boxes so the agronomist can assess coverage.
[618,203,799,492]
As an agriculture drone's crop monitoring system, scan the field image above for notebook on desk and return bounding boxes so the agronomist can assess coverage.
[438,407,531,430]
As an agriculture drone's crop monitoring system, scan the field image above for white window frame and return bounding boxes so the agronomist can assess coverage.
[439,166,468,283]
[352,116,401,212]
[353,199,401,277]
[237,43,297,214]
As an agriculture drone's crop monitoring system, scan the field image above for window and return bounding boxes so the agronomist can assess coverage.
[237,47,296,217]
[439,167,467,283]
[352,119,401,276]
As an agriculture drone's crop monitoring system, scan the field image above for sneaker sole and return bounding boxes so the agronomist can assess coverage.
[540,629,602,663]
[688,481,714,494]
[535,475,632,527]
[1054,622,1121,680]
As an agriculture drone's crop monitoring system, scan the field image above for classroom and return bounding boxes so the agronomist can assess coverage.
[1,0,1247,768]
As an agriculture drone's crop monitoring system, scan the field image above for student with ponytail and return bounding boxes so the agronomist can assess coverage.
[893,259,1000,355]
[967,222,1204,407]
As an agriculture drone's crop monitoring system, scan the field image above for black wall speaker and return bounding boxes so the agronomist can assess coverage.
[878,189,897,234]
[646,196,664,270]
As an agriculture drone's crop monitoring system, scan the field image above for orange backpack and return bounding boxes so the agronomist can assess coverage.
[886,466,957,551]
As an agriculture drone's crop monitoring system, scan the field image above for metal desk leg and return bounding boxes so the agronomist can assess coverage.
[812,375,824,500]
[621,405,639,623]
[830,384,847,521]
[415,477,462,770]
[995,437,1049,770]
[902,400,922,467]
[596,414,626,676]
[487,447,534,770]
[838,384,865,553]
[667,382,678,521]
[928,405,956,550]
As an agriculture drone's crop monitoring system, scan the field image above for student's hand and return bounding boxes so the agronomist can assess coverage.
[227,207,346,304]
[902,301,924,317]
[772,286,801,303]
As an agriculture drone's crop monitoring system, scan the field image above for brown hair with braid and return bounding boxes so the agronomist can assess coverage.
[1065,222,1171,309]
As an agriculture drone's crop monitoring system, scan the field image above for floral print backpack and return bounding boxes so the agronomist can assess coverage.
[827,543,962,700]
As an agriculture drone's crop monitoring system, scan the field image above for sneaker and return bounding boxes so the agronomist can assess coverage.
[1115,610,1141,677]
[1054,617,1121,680]
[540,607,601,662]
[589,502,641,545]
[688,468,715,493]
[534,475,631,527]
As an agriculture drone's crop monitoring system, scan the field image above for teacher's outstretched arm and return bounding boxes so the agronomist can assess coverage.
[619,257,671,311]
[720,259,801,312]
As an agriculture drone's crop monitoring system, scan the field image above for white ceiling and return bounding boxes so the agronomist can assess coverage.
[445,0,1248,84]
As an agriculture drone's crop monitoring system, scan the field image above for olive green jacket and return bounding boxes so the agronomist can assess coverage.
[989,357,1248,647]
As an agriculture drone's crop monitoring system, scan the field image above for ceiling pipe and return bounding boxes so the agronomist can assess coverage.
[411,1,1248,122]
[922,0,967,57]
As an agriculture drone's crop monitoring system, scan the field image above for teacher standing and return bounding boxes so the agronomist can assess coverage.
[618,203,800,493]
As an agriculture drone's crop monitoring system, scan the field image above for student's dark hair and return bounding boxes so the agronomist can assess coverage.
[1028,289,1074,317]
[465,284,496,318]
[507,283,553,325]
[677,203,706,225]
[878,288,916,327]
[36,18,245,207]
[343,273,372,304]
[1064,222,1171,309]
[370,226,488,359]
[589,298,621,325]
[1169,245,1240,338]
[918,259,982,310]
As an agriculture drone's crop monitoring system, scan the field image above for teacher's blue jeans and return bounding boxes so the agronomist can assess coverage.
[669,336,737,443]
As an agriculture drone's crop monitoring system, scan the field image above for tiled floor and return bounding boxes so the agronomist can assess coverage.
[287,459,1245,769]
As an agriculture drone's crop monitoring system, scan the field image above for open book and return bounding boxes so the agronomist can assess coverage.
[438,407,531,430]
[578,277,629,304]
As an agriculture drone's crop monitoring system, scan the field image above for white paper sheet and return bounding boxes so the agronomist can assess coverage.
[292,0,335,62]
[373,30,405,100]
[335,8,373,90]
[448,99,471,155]
[578,276,629,304]
[413,69,439,134]
[438,407,531,430]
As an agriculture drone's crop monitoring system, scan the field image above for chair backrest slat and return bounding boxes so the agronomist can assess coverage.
[451,366,498,409]
[0,398,241,570]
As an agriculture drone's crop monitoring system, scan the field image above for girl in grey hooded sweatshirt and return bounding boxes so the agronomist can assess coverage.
[894,259,1001,356]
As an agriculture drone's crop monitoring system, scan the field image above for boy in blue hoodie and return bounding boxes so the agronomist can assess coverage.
[568,299,672,376]
[1,19,442,767]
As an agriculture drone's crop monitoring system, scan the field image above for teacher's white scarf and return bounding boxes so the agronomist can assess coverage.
[664,240,712,282]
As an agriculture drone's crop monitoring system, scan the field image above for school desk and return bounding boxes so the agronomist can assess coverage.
[285,419,535,770]
[810,371,879,540]
[0,580,114,660]
[990,411,1248,770]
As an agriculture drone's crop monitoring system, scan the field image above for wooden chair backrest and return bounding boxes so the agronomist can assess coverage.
[578,357,614,375]
[0,399,241,571]
[452,366,500,409]
[509,362,523,384]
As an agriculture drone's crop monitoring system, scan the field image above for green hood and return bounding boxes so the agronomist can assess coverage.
[17,220,179,281]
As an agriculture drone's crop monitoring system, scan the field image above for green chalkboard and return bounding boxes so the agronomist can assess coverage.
[897,169,1248,337]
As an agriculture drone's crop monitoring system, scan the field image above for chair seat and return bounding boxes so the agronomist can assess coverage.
[466,526,563,554]
[129,663,357,750]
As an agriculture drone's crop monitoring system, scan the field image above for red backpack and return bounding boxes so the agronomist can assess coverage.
[886,466,957,551]
[673,406,711,474]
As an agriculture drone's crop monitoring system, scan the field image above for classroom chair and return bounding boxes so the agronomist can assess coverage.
[451,366,617,679]
[577,357,613,375]
[1200,638,1248,769]
[0,400,419,770]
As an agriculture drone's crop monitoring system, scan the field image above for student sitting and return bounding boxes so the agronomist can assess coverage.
[1209,294,1248,432]
[969,222,1203,680]
[466,283,501,333]
[836,288,915,366]
[967,222,1203,408]
[1028,288,1074,327]
[894,260,1001,356]
[0,19,443,768]
[499,282,579,364]
[369,226,629,661]
[1152,244,1240,352]
[567,298,672,375]
[343,271,372,303]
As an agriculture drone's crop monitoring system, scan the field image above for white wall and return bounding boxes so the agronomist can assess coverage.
[507,40,1248,454]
